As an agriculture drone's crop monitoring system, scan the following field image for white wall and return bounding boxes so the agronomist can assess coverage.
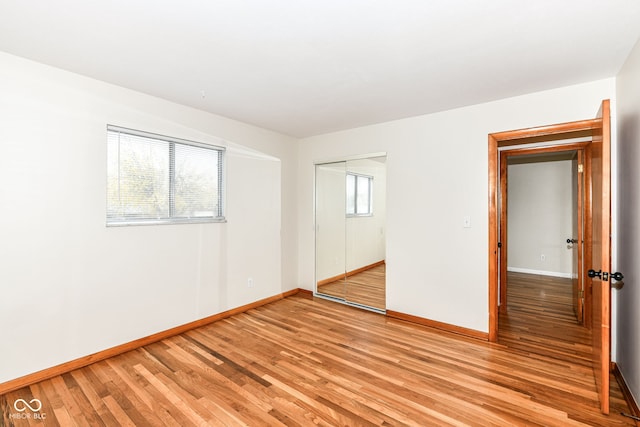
[298,79,616,333]
[616,36,640,408]
[0,52,298,384]
[507,160,574,277]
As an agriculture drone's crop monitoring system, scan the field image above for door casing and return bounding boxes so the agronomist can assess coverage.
[488,118,602,341]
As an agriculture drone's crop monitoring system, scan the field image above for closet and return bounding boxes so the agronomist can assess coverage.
[314,154,386,311]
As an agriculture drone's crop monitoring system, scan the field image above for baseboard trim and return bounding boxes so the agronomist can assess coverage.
[317,260,385,286]
[386,310,489,341]
[507,267,572,279]
[296,288,314,298]
[0,288,305,395]
[612,362,640,424]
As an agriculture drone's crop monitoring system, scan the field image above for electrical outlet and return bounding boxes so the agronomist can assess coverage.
[248,278,254,288]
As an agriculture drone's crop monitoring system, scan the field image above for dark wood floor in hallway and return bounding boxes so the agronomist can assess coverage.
[1,274,636,426]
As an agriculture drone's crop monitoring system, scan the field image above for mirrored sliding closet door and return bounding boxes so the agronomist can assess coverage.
[315,155,386,312]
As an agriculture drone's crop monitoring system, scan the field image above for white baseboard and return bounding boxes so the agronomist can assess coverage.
[507,267,572,279]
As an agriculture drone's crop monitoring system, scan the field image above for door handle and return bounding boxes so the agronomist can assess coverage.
[610,272,624,281]
[610,272,625,289]
[587,269,624,289]
[566,238,578,244]
[588,269,601,279]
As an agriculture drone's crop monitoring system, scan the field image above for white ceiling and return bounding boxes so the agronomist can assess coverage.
[1,1,639,138]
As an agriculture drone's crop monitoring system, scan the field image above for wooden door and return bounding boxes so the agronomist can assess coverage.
[590,99,611,414]
[572,150,585,324]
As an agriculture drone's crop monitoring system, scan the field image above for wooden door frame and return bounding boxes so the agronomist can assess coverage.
[573,149,586,324]
[488,119,601,341]
[498,143,590,316]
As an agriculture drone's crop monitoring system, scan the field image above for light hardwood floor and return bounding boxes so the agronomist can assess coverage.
[499,272,593,366]
[1,273,636,426]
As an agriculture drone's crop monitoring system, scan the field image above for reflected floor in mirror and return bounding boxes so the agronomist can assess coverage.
[317,264,385,310]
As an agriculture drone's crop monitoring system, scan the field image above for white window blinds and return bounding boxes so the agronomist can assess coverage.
[107,125,224,225]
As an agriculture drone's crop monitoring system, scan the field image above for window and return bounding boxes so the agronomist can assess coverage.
[107,125,224,225]
[346,172,372,216]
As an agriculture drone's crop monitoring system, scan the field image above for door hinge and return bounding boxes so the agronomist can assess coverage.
[578,290,584,299]
[578,164,584,173]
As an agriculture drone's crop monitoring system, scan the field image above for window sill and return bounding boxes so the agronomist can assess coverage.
[106,218,227,227]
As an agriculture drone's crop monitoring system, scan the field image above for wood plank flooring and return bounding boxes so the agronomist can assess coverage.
[1,272,636,426]
[499,272,593,366]
[317,264,385,310]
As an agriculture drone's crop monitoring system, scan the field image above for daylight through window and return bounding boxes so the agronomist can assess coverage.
[346,172,373,216]
[107,126,224,225]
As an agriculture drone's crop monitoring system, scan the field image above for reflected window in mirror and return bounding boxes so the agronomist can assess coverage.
[346,173,373,216]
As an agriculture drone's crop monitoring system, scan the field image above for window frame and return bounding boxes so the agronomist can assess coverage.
[107,125,226,226]
[346,172,373,217]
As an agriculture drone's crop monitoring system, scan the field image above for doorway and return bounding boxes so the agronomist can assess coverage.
[499,145,590,325]
[497,146,591,362]
[488,99,613,414]
[488,120,603,341]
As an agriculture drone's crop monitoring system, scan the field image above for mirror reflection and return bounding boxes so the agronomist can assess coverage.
[315,155,386,311]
